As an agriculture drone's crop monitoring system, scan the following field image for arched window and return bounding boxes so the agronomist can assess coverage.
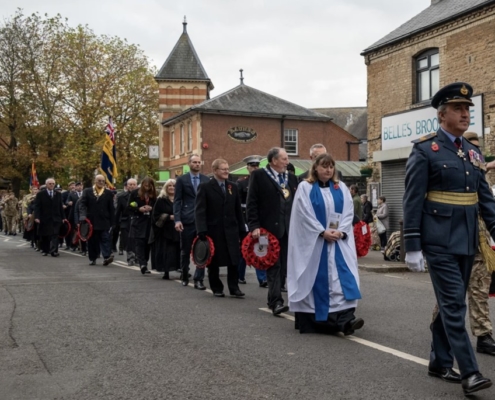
[415,49,439,102]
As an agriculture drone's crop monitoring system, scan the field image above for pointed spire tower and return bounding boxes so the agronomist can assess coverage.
[155,17,214,120]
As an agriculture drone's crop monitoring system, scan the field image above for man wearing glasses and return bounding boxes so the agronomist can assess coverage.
[79,175,115,266]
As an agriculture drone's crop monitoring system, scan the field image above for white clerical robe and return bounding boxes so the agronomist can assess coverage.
[287,181,360,314]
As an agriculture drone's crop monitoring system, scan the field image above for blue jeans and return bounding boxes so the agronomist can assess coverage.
[238,256,266,283]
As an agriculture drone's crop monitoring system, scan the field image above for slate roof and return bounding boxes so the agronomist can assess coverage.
[155,22,212,86]
[162,84,332,125]
[312,107,368,161]
[362,0,495,55]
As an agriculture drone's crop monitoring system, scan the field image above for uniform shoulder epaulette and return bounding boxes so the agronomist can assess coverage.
[411,132,437,144]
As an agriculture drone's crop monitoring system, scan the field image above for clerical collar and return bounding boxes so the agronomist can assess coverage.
[318,180,331,188]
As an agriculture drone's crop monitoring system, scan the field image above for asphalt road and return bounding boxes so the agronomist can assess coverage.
[1,235,494,400]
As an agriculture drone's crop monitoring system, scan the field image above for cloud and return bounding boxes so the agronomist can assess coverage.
[3,0,431,107]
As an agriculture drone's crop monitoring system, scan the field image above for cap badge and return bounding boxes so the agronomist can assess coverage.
[460,84,469,96]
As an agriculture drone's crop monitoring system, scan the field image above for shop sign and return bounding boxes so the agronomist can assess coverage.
[381,95,482,151]
[227,126,257,142]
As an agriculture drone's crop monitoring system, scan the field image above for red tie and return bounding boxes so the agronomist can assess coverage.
[454,138,462,149]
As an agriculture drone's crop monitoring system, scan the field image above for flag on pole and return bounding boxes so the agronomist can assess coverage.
[99,116,118,188]
[30,161,39,188]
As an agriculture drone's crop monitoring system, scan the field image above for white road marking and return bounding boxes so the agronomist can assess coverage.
[259,307,433,368]
[384,274,404,279]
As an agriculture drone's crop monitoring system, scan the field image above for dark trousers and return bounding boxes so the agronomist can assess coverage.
[265,233,288,308]
[425,251,478,379]
[41,234,59,254]
[119,226,129,252]
[135,237,151,268]
[490,272,495,295]
[208,264,239,294]
[112,225,120,251]
[180,223,205,282]
[88,229,111,261]
[379,231,387,249]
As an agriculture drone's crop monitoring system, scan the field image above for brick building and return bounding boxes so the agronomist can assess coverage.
[361,0,495,231]
[155,20,360,180]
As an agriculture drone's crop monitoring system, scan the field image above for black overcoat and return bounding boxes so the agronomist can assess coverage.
[34,190,64,236]
[151,196,179,242]
[115,191,131,229]
[78,187,115,230]
[195,179,245,267]
[127,189,156,239]
[246,168,298,239]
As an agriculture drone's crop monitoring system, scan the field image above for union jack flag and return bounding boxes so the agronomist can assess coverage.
[105,116,115,144]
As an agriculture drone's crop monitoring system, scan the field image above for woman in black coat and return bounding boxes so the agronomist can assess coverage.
[128,177,157,274]
[150,179,180,279]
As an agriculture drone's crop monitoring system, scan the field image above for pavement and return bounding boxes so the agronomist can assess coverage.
[358,249,409,273]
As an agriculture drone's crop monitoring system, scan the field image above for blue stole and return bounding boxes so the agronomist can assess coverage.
[310,183,362,321]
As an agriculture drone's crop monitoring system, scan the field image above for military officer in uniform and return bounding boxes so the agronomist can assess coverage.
[403,82,495,396]
[237,155,267,287]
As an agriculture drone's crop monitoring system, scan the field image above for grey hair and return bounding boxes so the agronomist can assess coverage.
[45,177,55,184]
[159,179,176,198]
[267,147,283,163]
[361,194,368,200]
[309,143,326,156]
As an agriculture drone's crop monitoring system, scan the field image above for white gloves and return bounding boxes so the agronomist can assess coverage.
[405,251,425,272]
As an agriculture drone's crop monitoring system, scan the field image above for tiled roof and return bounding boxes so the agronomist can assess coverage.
[163,84,332,125]
[155,23,211,83]
[362,0,495,55]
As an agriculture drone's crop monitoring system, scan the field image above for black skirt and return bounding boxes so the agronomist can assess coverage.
[294,308,356,334]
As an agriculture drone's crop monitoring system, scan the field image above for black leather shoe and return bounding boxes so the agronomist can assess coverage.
[89,260,96,265]
[213,292,225,297]
[141,266,150,275]
[238,279,247,284]
[118,250,124,255]
[162,272,169,280]
[259,281,268,288]
[281,286,287,293]
[194,281,206,290]
[427,366,461,384]
[181,280,189,286]
[343,318,365,336]
[273,304,289,315]
[230,290,245,298]
[51,252,60,257]
[462,372,492,395]
[477,334,495,355]
[41,252,48,256]
[103,255,114,266]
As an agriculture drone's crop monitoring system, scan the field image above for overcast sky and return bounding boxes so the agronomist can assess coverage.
[3,0,431,108]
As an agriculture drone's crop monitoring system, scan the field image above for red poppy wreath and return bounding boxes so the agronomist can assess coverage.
[241,228,280,270]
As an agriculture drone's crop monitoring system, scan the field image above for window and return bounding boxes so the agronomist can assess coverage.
[180,124,184,154]
[416,49,439,102]
[187,121,192,152]
[284,129,298,155]
[171,131,175,156]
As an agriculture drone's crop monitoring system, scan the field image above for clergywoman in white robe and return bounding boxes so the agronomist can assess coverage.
[287,153,364,335]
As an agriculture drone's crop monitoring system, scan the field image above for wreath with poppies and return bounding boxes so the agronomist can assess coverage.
[241,228,280,270]
[58,220,72,239]
[77,218,94,242]
[190,236,215,269]
[353,221,371,258]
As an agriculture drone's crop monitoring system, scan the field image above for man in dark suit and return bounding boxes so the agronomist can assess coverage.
[174,154,210,289]
[195,159,245,297]
[34,178,65,256]
[65,182,81,251]
[404,82,495,396]
[79,174,115,266]
[247,147,298,315]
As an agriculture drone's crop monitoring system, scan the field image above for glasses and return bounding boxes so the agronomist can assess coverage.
[217,168,230,172]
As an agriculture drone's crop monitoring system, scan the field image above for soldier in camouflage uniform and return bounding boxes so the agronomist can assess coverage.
[431,131,495,356]
[3,192,18,235]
